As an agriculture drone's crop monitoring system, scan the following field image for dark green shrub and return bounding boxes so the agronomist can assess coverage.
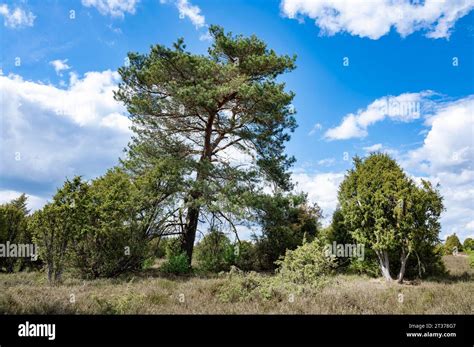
[31,177,89,283]
[160,252,190,274]
[346,249,380,277]
[0,194,32,273]
[195,230,235,272]
[463,238,474,251]
[234,241,257,271]
[70,168,150,279]
[325,207,356,269]
[393,243,446,279]
[165,237,182,259]
[444,233,462,255]
[252,193,322,271]
[149,237,168,259]
[159,236,191,274]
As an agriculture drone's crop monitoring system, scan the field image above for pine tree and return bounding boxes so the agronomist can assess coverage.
[115,26,297,264]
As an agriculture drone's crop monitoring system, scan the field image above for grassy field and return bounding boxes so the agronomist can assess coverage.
[0,255,472,314]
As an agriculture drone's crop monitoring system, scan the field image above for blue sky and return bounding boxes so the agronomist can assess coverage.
[1,0,473,241]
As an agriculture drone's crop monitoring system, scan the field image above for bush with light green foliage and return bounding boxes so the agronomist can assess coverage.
[217,237,336,303]
[276,238,337,285]
[218,270,300,303]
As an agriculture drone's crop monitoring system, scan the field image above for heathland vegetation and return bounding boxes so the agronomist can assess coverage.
[0,27,472,314]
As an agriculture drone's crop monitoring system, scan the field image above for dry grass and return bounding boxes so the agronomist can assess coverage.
[443,253,472,276]
[0,255,472,314]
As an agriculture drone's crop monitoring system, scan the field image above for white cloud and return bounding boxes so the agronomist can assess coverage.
[401,96,474,241]
[107,23,122,34]
[0,190,47,212]
[199,31,213,42]
[308,122,322,135]
[176,0,205,28]
[325,114,367,140]
[49,59,71,76]
[0,4,35,28]
[100,112,133,133]
[422,171,474,242]
[81,0,139,17]
[405,96,474,172]
[317,157,336,167]
[325,91,434,140]
[292,171,345,224]
[160,0,206,28]
[363,143,383,152]
[0,71,131,194]
[280,0,474,39]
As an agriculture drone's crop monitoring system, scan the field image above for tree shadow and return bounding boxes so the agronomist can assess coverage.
[425,271,473,284]
[113,266,221,283]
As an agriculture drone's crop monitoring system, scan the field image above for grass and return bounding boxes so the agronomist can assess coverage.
[0,255,472,314]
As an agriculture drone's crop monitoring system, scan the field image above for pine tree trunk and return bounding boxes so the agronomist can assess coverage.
[179,111,215,266]
[180,172,205,265]
[181,205,200,265]
[54,269,63,284]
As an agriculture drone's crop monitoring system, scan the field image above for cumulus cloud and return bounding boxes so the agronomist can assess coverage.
[411,169,474,242]
[81,0,139,17]
[325,91,435,140]
[0,71,132,200]
[292,171,345,224]
[49,59,71,76]
[405,96,474,172]
[280,0,474,39]
[0,3,35,28]
[402,96,474,241]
